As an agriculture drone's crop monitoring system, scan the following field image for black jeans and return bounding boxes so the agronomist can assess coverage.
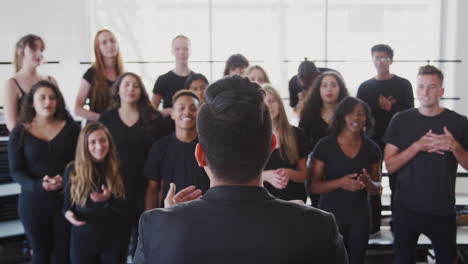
[70,224,129,264]
[393,202,457,264]
[337,215,369,264]
[18,194,70,264]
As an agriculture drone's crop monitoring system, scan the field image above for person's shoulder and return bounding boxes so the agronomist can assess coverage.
[151,133,174,149]
[316,134,334,146]
[268,199,337,230]
[99,109,117,122]
[9,124,26,140]
[443,109,468,123]
[141,199,201,222]
[358,77,377,88]
[83,66,95,77]
[363,134,382,151]
[392,75,411,84]
[156,71,175,81]
[65,118,81,131]
[393,108,417,120]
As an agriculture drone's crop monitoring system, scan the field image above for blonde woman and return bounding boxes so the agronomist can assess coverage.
[261,84,311,202]
[244,65,270,85]
[4,34,59,131]
[63,122,128,264]
[75,30,124,121]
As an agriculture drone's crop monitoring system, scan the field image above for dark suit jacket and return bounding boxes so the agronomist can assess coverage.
[133,185,348,264]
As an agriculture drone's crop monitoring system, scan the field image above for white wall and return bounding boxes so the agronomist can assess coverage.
[0,0,466,116]
[0,0,91,109]
[439,0,468,117]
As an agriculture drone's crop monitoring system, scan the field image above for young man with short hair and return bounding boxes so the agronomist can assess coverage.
[151,35,193,117]
[357,44,414,233]
[384,65,468,263]
[144,90,209,210]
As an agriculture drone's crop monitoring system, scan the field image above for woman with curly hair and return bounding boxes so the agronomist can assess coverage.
[310,97,382,264]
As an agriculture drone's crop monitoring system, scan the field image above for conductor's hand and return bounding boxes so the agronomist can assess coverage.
[164,183,202,208]
[90,185,111,203]
[65,210,86,226]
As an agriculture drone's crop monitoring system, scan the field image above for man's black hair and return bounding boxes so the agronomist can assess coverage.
[197,76,271,183]
[371,44,394,59]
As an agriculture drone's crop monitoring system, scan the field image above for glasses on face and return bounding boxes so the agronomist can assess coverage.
[373,57,391,63]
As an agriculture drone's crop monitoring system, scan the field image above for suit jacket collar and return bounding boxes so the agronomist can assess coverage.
[202,185,276,201]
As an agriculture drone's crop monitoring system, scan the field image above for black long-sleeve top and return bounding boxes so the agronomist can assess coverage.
[63,163,129,233]
[99,109,164,215]
[8,119,80,208]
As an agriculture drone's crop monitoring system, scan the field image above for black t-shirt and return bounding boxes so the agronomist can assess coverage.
[301,117,329,148]
[82,67,115,113]
[152,71,192,109]
[384,108,468,214]
[313,135,381,221]
[264,127,311,202]
[356,75,413,149]
[99,109,164,215]
[8,119,80,209]
[144,133,210,204]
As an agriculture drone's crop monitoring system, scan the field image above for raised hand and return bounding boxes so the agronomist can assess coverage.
[90,185,111,203]
[164,183,202,208]
[65,210,86,226]
[339,173,365,192]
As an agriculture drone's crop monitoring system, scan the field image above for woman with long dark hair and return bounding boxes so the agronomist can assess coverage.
[4,34,59,131]
[310,97,382,264]
[298,71,349,207]
[261,84,311,202]
[64,122,128,264]
[8,80,79,263]
[75,29,124,121]
[298,71,349,147]
[99,72,165,257]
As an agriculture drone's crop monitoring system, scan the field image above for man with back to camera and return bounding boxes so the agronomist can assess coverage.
[356,44,414,234]
[384,65,468,263]
[134,76,348,264]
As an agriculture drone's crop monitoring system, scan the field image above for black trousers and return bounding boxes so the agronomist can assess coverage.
[337,214,370,264]
[18,194,70,264]
[70,224,129,264]
[393,202,457,264]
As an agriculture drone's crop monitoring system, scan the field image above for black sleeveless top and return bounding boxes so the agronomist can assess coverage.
[12,76,52,114]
